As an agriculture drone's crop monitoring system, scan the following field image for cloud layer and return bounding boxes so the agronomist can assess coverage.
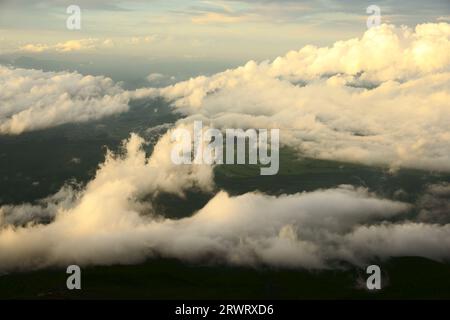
[19,39,114,53]
[0,65,129,134]
[1,130,449,272]
[135,23,450,172]
[1,23,449,272]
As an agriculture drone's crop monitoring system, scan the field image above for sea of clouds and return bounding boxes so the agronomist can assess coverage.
[0,23,449,271]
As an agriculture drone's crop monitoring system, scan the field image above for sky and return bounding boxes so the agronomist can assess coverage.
[0,0,449,85]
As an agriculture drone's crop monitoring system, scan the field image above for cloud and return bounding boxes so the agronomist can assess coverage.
[437,16,450,22]
[130,35,158,45]
[0,125,448,272]
[134,23,450,172]
[19,38,114,53]
[0,65,129,134]
[0,185,79,228]
[1,22,449,273]
[5,129,448,272]
[416,183,450,224]
[0,129,214,271]
[146,72,165,82]
[146,73,176,86]
[19,43,50,53]
[184,0,450,27]
[191,12,253,24]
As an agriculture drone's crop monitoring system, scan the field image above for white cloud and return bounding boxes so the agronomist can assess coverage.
[134,23,450,172]
[1,22,449,272]
[146,73,165,82]
[146,73,176,86]
[19,43,50,53]
[437,16,450,22]
[0,185,79,228]
[0,65,129,134]
[19,38,114,53]
[0,129,215,271]
[1,129,449,272]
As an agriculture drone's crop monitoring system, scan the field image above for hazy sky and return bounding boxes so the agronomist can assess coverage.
[0,0,449,85]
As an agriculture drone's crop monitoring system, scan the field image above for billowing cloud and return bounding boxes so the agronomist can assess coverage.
[1,22,449,273]
[135,23,450,172]
[0,129,214,271]
[1,129,449,272]
[0,185,79,227]
[0,65,129,134]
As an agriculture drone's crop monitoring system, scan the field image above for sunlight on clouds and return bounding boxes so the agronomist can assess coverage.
[0,65,128,134]
[192,12,253,24]
[134,23,450,172]
[19,38,114,53]
[0,22,449,272]
[4,131,448,272]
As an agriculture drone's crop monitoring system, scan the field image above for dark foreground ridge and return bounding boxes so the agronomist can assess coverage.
[1,257,449,300]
